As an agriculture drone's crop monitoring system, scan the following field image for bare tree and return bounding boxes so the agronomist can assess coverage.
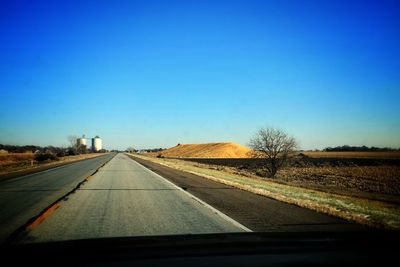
[248,127,297,178]
[79,145,87,154]
[67,135,79,154]
[126,147,137,153]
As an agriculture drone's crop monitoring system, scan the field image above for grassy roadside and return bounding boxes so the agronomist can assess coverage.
[129,153,400,229]
[0,153,110,180]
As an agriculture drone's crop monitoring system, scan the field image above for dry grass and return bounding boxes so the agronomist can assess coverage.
[0,153,107,175]
[0,153,35,165]
[130,153,400,229]
[303,151,400,159]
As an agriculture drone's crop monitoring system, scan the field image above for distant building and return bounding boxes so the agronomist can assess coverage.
[74,134,104,153]
[77,135,87,147]
[0,149,8,154]
[92,136,103,152]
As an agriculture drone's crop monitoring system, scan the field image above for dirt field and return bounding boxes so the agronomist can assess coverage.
[303,151,400,159]
[160,155,400,201]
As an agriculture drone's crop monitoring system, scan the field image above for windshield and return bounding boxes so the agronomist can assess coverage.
[0,0,399,247]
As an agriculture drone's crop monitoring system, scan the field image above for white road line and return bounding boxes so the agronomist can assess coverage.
[131,158,252,232]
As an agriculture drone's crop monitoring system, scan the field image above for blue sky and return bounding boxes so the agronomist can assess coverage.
[0,0,399,150]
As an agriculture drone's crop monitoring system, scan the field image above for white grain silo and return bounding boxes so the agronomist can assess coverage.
[77,135,87,147]
[92,136,102,152]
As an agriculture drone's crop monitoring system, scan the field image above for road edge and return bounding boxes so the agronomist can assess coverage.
[128,155,252,233]
[0,154,112,183]
[2,153,116,245]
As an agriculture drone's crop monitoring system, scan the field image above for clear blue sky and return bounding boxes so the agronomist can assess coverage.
[0,0,399,150]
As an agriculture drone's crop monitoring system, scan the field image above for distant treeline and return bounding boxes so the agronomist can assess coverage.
[139,148,164,153]
[0,144,65,154]
[0,144,44,153]
[323,145,399,152]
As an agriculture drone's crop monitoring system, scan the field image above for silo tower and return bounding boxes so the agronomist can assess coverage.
[92,136,102,152]
[77,135,87,147]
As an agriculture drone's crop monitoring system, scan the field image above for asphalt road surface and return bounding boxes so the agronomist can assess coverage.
[131,155,366,232]
[22,153,248,243]
[2,152,366,244]
[0,154,114,243]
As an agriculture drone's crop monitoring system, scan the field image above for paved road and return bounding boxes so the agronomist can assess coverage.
[132,156,367,232]
[0,154,115,243]
[22,154,247,243]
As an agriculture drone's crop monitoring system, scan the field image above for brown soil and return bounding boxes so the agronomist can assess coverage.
[303,151,400,159]
[176,157,400,202]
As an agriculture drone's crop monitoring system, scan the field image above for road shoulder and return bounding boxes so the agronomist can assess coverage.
[0,154,110,183]
[127,154,367,232]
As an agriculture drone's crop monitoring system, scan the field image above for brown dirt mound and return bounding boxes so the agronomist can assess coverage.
[159,142,252,158]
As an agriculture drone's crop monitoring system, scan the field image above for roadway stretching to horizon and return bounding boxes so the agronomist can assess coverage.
[22,153,247,242]
[1,153,364,244]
